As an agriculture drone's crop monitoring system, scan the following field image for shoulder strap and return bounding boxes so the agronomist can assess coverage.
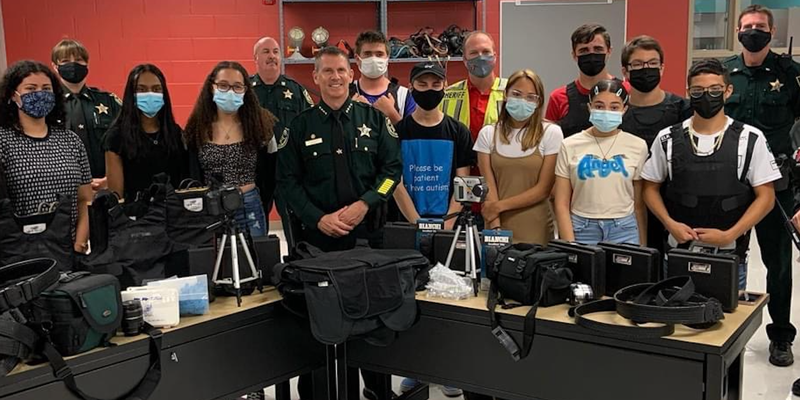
[43,325,163,400]
[396,86,408,119]
[387,79,402,115]
[740,131,759,183]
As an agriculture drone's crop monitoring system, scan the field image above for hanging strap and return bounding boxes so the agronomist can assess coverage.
[43,324,163,400]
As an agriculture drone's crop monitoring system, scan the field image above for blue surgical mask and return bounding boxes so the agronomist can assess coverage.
[465,55,495,78]
[213,89,244,113]
[16,90,56,119]
[589,109,623,133]
[505,97,537,122]
[136,92,164,118]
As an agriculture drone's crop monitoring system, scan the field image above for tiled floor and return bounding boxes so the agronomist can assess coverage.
[260,227,800,400]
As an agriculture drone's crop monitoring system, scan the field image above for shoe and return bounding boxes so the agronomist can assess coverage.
[769,341,794,367]
[363,387,398,400]
[441,386,463,398]
[400,378,419,392]
[792,378,800,396]
[244,391,265,400]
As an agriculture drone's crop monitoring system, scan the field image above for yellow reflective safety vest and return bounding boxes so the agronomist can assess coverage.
[441,77,507,130]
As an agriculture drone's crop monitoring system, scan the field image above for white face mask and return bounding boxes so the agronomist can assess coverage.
[358,56,388,79]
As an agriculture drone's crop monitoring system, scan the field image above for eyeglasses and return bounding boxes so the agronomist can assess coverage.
[508,90,540,103]
[627,60,662,70]
[688,85,726,99]
[214,82,247,94]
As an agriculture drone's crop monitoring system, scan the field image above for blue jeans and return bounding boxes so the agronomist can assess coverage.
[570,213,639,246]
[234,188,267,238]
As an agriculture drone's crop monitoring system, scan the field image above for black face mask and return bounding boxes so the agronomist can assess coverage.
[57,62,89,84]
[411,88,445,111]
[690,93,725,119]
[738,29,771,53]
[577,53,606,77]
[628,67,661,93]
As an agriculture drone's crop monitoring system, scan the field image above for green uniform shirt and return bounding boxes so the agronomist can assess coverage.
[250,74,313,136]
[276,99,402,228]
[60,85,122,178]
[724,51,800,156]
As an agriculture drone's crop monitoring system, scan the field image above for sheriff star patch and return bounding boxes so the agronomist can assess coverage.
[277,127,290,150]
[386,117,398,139]
[377,178,395,196]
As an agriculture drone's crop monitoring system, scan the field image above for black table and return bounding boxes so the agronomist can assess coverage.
[0,290,327,400]
[346,292,768,400]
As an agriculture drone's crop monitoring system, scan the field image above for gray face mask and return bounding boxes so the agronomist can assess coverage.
[466,54,495,78]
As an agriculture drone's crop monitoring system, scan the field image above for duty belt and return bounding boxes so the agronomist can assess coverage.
[0,258,59,314]
[570,276,725,339]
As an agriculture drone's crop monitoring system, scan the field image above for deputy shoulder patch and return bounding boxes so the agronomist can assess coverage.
[302,89,314,106]
[111,93,122,105]
[796,75,800,89]
[277,127,290,150]
[386,117,398,139]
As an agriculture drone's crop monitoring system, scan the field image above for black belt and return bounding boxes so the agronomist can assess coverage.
[571,277,724,339]
[0,258,59,314]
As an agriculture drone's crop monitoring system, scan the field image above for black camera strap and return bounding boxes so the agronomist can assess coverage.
[42,323,163,400]
[487,278,546,362]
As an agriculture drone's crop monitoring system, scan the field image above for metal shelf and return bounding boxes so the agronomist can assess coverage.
[284,57,357,65]
[283,0,379,2]
[389,56,464,63]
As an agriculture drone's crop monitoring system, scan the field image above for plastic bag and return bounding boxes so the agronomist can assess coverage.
[425,263,473,300]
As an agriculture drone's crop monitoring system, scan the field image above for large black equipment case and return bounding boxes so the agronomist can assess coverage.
[383,222,417,251]
[432,230,481,273]
[667,249,739,312]
[548,239,606,296]
[597,242,660,296]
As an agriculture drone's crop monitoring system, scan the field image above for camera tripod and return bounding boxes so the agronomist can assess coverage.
[443,203,482,295]
[208,214,262,306]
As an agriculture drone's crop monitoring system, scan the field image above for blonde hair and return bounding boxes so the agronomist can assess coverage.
[51,39,89,64]
[496,69,546,152]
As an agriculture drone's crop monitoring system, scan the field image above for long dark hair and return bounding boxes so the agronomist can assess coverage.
[109,64,182,159]
[0,60,65,129]
[184,61,275,152]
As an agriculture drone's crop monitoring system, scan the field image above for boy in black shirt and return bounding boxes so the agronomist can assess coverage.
[393,62,476,230]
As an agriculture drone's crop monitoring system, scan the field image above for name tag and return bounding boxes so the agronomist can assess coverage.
[183,198,204,212]
[23,223,46,234]
[305,138,323,147]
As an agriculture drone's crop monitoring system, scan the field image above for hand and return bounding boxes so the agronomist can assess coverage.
[317,207,354,238]
[482,200,504,223]
[91,177,108,191]
[339,200,369,227]
[487,218,501,230]
[444,218,456,231]
[372,93,396,116]
[694,228,733,247]
[74,241,88,254]
[666,220,699,244]
[792,210,800,231]
[352,93,370,105]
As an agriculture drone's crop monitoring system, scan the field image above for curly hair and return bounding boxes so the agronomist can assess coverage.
[184,61,275,152]
[0,60,66,129]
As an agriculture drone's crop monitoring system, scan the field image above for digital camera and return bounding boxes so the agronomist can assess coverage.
[454,176,488,204]
[205,185,243,217]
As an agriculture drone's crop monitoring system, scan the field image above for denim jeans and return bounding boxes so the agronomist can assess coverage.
[570,213,639,246]
[234,188,267,238]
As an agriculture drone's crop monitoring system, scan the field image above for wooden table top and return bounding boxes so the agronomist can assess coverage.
[417,291,768,348]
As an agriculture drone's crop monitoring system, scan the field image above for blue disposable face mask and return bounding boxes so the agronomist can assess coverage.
[213,89,244,113]
[136,92,164,118]
[589,109,623,132]
[504,97,538,122]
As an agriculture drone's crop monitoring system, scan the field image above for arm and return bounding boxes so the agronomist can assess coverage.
[643,180,699,244]
[697,183,775,245]
[552,176,574,241]
[105,151,124,198]
[373,94,403,125]
[477,153,501,228]
[74,183,92,253]
[633,180,647,245]
[358,116,403,209]
[392,177,421,223]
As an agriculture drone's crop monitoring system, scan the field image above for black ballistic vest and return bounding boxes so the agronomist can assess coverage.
[0,195,73,271]
[558,82,592,138]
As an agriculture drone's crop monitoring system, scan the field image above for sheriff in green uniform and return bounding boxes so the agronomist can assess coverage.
[723,5,800,367]
[276,46,401,253]
[51,39,121,188]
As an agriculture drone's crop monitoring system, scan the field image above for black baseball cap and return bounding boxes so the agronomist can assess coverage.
[410,62,446,82]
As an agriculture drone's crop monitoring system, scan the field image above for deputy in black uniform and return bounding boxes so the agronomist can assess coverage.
[276,46,402,251]
[51,39,121,190]
[723,5,800,367]
[619,35,690,254]
[276,46,402,400]
[250,36,313,215]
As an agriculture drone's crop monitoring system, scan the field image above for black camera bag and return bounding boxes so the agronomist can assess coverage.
[486,243,572,360]
[273,245,427,345]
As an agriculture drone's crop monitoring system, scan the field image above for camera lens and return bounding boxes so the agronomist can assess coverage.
[472,185,484,198]
[122,300,144,337]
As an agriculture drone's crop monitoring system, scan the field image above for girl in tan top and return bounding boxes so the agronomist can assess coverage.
[474,69,563,245]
